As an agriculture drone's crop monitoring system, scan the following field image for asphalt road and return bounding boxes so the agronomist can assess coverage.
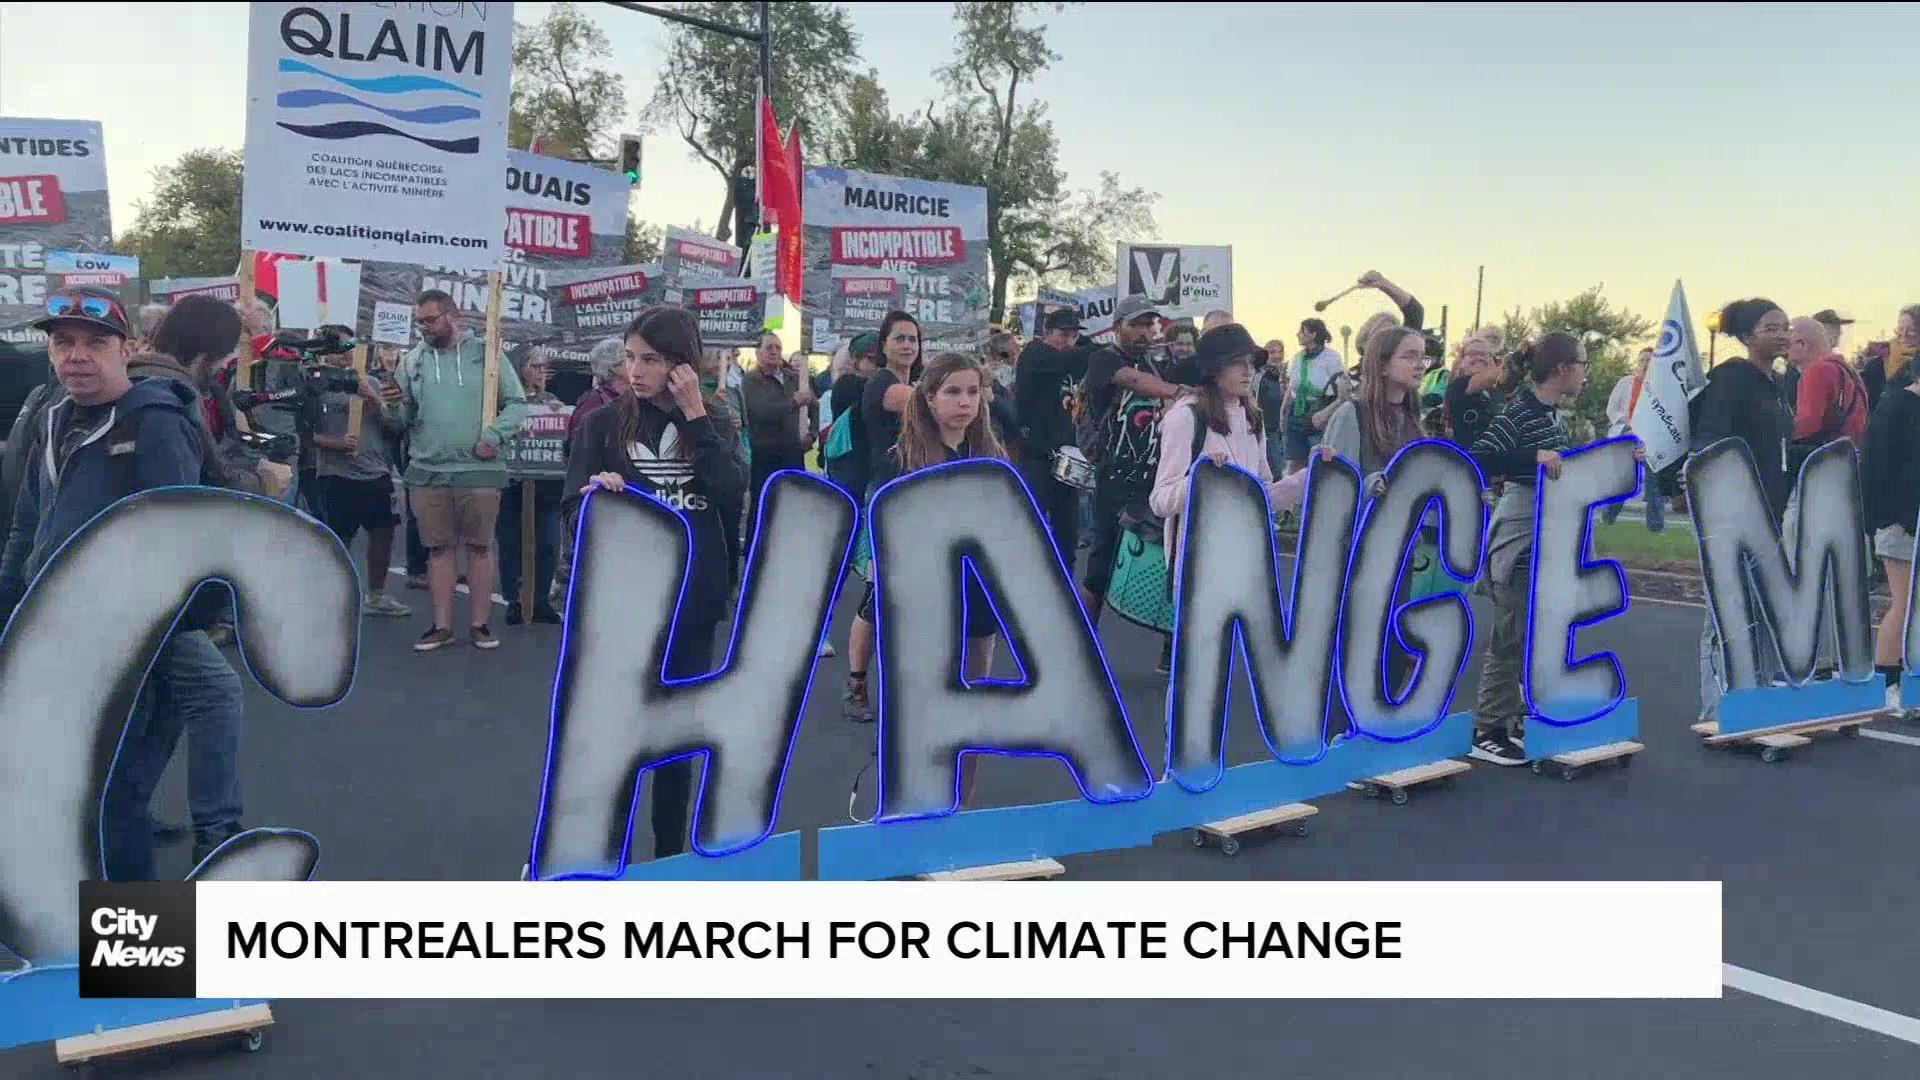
[8,538,1920,1078]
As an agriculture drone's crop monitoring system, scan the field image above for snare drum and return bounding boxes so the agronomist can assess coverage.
[1051,446,1096,491]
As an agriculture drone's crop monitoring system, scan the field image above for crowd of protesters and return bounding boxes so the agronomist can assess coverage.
[0,268,1915,869]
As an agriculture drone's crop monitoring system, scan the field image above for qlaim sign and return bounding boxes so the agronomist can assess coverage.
[357,151,629,368]
[802,166,989,349]
[241,2,513,271]
[0,117,109,346]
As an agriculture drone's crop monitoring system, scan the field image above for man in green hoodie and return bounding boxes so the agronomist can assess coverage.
[381,289,528,652]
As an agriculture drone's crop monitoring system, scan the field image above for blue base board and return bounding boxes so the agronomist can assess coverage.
[617,830,803,881]
[1527,698,1640,760]
[1718,678,1884,736]
[818,713,1474,880]
[0,967,264,1052]
[1904,673,1920,712]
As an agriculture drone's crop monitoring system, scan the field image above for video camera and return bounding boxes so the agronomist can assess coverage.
[231,327,364,413]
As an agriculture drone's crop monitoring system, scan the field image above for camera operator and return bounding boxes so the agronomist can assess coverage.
[310,338,413,619]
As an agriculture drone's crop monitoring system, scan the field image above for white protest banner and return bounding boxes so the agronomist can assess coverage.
[687,279,769,348]
[1115,243,1232,323]
[1018,284,1116,342]
[811,318,838,354]
[372,301,414,345]
[803,167,989,349]
[358,151,628,368]
[663,225,740,283]
[275,258,362,329]
[746,230,776,293]
[0,118,109,344]
[242,3,513,271]
[1631,280,1708,473]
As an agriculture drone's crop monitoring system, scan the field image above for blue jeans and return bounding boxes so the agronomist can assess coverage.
[101,631,245,878]
[155,629,244,833]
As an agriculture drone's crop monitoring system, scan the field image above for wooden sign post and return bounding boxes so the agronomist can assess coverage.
[345,343,369,441]
[479,271,504,425]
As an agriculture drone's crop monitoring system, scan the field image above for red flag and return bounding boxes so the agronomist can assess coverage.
[777,123,804,300]
[757,95,796,228]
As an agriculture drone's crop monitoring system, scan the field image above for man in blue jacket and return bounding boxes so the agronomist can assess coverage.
[0,287,210,880]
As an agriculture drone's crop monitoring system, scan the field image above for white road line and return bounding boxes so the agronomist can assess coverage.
[1723,964,1920,1046]
[387,566,507,608]
[1860,728,1920,748]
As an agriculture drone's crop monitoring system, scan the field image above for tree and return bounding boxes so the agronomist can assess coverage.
[1003,170,1158,293]
[625,220,663,264]
[509,2,627,161]
[646,1,859,241]
[118,149,243,279]
[1504,286,1653,436]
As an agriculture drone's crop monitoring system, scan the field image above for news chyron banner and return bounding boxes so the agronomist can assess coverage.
[76,879,1722,1000]
[0,118,110,346]
[549,262,670,356]
[802,166,989,351]
[661,225,739,284]
[684,279,769,349]
[241,2,513,272]
[358,151,629,367]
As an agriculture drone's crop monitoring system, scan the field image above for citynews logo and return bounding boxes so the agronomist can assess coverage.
[79,882,198,998]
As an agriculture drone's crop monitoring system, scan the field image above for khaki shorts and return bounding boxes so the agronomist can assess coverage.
[411,486,501,550]
[1876,524,1916,563]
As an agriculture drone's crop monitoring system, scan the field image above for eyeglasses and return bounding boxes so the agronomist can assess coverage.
[47,294,119,321]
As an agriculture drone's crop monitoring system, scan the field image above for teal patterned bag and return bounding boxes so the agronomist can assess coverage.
[1106,515,1174,633]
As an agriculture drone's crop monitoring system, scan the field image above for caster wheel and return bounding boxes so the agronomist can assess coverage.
[1389,789,1409,806]
[241,1029,265,1053]
[1617,754,1633,770]
[1220,838,1241,857]
[1291,822,1310,837]
[1529,760,1545,776]
[1191,831,1206,848]
[1759,747,1784,764]
[1841,724,1861,737]
[1561,766,1581,782]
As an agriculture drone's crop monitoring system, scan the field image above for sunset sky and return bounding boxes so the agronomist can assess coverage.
[2,2,1913,348]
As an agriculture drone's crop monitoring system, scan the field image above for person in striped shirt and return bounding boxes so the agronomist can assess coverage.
[1466,333,1591,766]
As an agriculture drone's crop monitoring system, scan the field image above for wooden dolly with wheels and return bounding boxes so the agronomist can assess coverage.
[1191,802,1317,858]
[918,858,1064,882]
[1692,709,1878,763]
[56,1004,272,1071]
[1347,759,1471,804]
[1530,740,1643,780]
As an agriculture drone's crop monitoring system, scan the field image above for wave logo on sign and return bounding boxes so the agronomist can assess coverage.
[274,58,481,154]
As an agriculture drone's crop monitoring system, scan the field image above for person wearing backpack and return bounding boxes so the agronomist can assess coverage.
[0,288,226,878]
[1786,315,1868,462]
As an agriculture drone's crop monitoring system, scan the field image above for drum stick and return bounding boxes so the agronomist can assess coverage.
[1314,284,1364,312]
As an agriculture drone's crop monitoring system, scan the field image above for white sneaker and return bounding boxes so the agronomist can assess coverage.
[365,594,412,618]
[817,641,837,659]
[1887,684,1904,713]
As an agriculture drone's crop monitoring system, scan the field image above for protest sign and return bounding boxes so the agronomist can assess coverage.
[830,268,906,334]
[43,250,141,315]
[241,2,513,271]
[372,301,414,345]
[274,257,361,329]
[687,279,768,347]
[357,150,628,367]
[1016,284,1116,341]
[550,263,669,352]
[505,401,572,481]
[662,225,739,283]
[0,118,110,345]
[150,276,242,305]
[802,167,989,349]
[1115,243,1232,323]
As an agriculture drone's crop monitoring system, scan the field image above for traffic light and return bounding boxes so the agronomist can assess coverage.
[732,169,759,249]
[618,134,642,186]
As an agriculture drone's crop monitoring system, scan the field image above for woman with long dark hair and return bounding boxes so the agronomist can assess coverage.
[851,353,1007,803]
[562,307,746,858]
[1691,298,1795,726]
[843,311,923,722]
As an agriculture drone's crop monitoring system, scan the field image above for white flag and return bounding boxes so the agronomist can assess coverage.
[1630,280,1708,472]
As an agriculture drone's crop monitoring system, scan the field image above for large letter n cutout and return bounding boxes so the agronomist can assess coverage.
[871,459,1152,821]
[531,472,856,878]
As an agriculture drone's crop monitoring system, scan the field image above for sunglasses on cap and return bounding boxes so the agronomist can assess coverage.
[46,293,123,321]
